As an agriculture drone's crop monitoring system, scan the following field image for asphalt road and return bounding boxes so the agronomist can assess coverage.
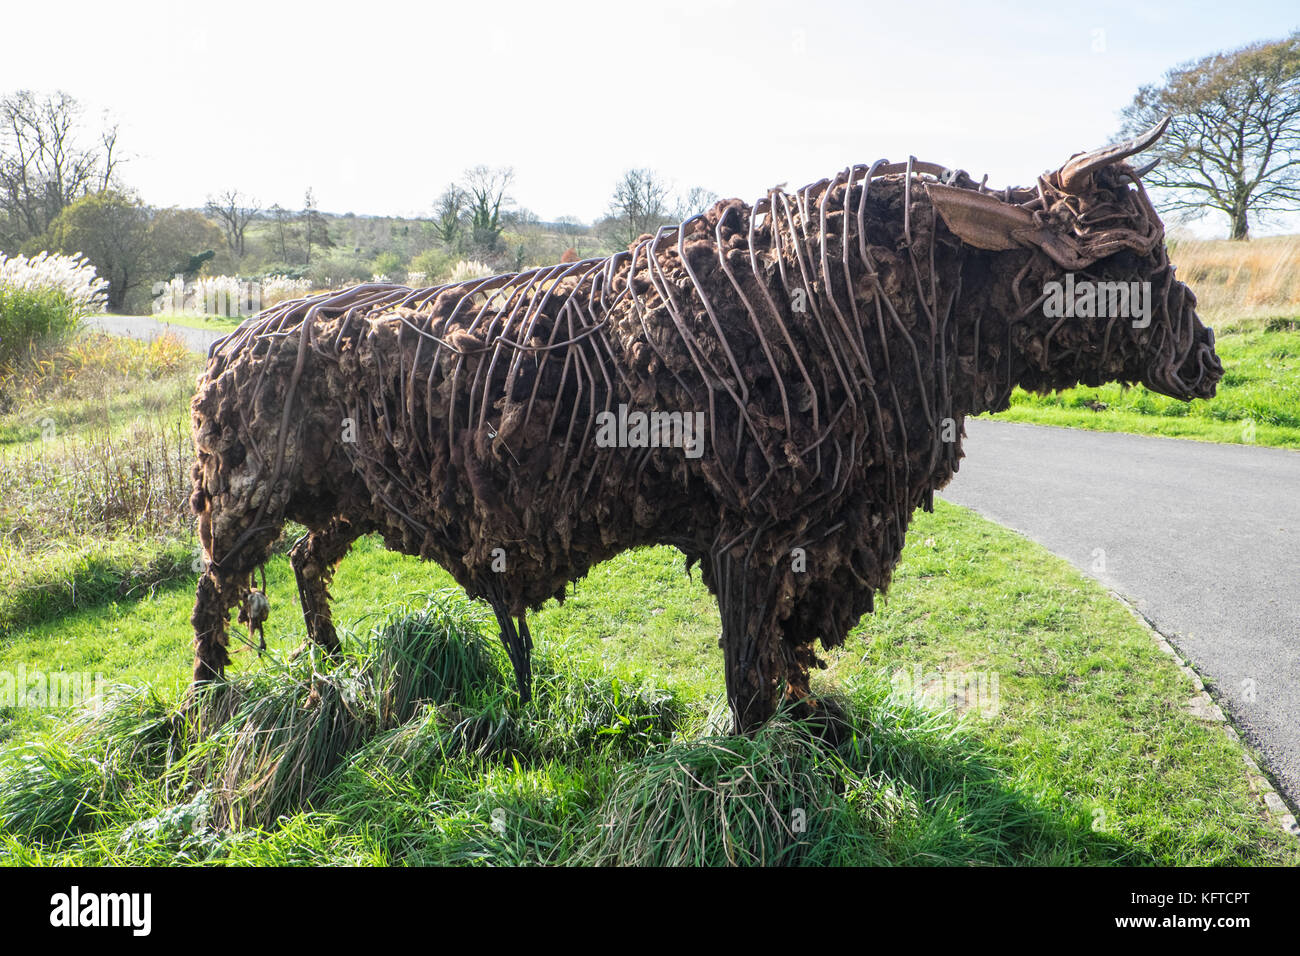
[941,418,1299,810]
[84,313,228,354]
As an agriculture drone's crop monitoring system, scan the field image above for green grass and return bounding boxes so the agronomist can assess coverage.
[0,504,1291,865]
[0,334,203,654]
[0,286,84,372]
[0,330,199,447]
[116,312,244,332]
[991,325,1300,448]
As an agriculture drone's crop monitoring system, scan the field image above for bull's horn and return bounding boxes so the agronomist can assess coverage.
[1130,157,1160,179]
[1059,117,1170,193]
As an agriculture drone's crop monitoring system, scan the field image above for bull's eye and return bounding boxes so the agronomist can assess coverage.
[1110,250,1140,272]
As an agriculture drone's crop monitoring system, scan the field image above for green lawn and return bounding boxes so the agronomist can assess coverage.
[0,504,1292,865]
[991,324,1300,448]
[91,312,244,333]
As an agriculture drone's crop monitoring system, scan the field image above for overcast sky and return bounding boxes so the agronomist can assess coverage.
[3,0,1297,235]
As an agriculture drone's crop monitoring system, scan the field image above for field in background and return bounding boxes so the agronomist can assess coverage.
[1169,235,1300,330]
[994,325,1300,447]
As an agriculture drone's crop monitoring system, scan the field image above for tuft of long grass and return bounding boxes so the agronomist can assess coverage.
[0,684,175,840]
[521,655,684,760]
[0,740,111,839]
[174,595,513,829]
[178,662,380,830]
[572,707,861,866]
[368,592,505,723]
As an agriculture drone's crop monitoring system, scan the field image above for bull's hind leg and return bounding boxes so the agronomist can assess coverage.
[492,609,533,704]
[289,518,369,658]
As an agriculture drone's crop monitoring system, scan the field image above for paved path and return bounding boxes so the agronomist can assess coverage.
[84,314,229,354]
[941,418,1299,809]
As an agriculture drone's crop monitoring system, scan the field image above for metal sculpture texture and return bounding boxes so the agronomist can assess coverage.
[190,120,1221,730]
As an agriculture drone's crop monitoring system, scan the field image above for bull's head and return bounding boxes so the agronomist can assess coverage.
[927,119,1222,402]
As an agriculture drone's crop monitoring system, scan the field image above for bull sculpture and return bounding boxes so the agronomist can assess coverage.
[190,120,1221,731]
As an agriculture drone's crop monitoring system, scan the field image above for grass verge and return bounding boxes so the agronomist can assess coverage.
[0,502,1291,866]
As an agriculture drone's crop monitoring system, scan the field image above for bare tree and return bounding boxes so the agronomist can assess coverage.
[1122,33,1300,240]
[432,184,464,247]
[205,188,260,260]
[675,186,719,221]
[0,90,120,249]
[462,165,514,252]
[301,188,333,266]
[555,215,585,239]
[607,168,673,249]
[554,215,587,257]
[267,203,296,263]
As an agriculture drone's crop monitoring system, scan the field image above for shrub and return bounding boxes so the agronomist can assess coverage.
[450,260,495,283]
[571,714,857,865]
[0,252,107,371]
[408,248,455,285]
[369,252,406,283]
[307,257,371,290]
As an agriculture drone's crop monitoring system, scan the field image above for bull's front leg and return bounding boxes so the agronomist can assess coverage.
[191,568,243,684]
[707,543,792,734]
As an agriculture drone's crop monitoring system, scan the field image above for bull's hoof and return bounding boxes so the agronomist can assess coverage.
[792,695,851,746]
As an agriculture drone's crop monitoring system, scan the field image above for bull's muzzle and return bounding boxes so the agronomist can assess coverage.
[1148,323,1222,401]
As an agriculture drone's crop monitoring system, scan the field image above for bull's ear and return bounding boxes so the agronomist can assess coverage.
[925,182,1092,268]
[925,183,1035,251]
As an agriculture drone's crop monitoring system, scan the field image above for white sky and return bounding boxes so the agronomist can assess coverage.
[3,0,1297,236]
